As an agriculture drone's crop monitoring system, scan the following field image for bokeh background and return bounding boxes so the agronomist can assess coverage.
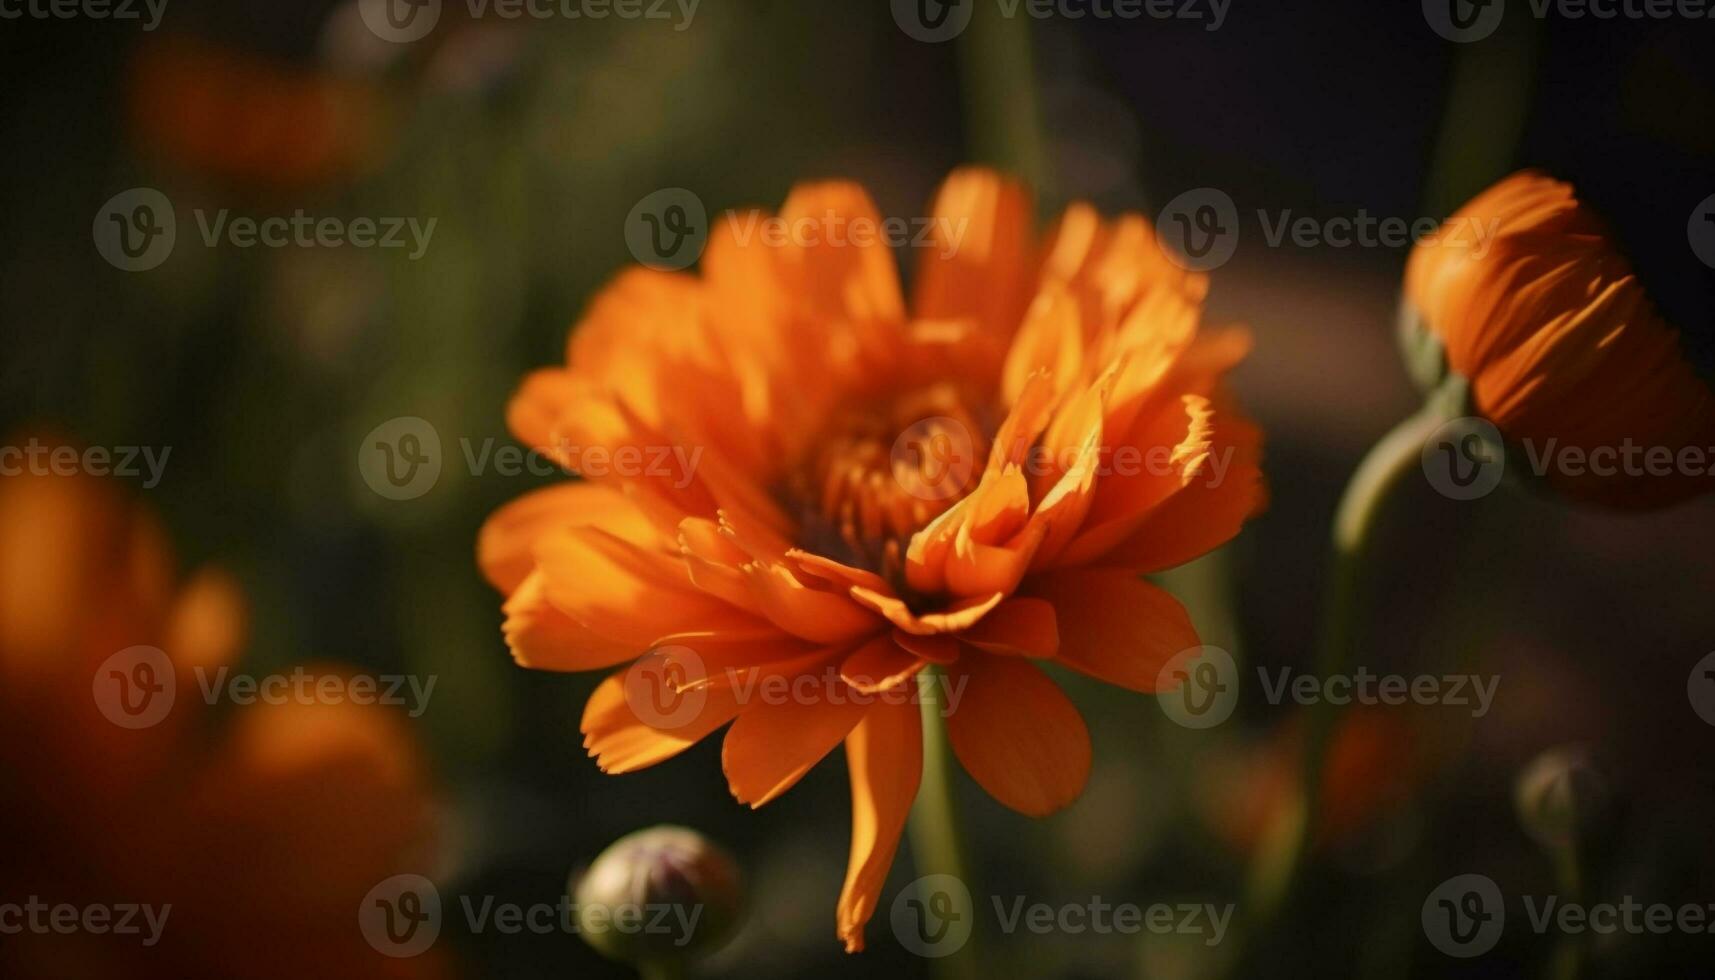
[3,1,1715,976]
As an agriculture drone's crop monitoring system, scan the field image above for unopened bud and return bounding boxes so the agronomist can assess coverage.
[572,825,743,967]
[1515,746,1609,851]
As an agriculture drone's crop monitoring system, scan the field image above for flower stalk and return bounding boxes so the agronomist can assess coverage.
[1246,377,1469,923]
[908,665,981,980]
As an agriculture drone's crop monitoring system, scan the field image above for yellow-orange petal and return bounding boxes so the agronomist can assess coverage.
[944,655,1090,816]
[913,168,1035,343]
[722,675,869,807]
[741,561,883,645]
[837,698,922,952]
[958,596,1058,658]
[581,670,745,774]
[163,565,247,674]
[891,629,961,665]
[1026,569,1199,691]
[504,368,580,457]
[659,631,834,691]
[849,587,1006,636]
[839,634,926,693]
[1095,404,1265,573]
[534,526,755,648]
[501,571,637,671]
[1050,393,1216,567]
[479,482,653,593]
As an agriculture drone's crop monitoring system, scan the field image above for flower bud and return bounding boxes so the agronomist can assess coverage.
[1515,746,1610,851]
[572,825,743,967]
[1402,171,1715,509]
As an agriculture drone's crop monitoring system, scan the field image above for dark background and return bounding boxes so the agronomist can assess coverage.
[3,1,1713,976]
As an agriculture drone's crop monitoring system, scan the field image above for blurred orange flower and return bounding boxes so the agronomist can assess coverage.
[478,168,1266,950]
[1404,170,1715,508]
[127,36,388,191]
[0,455,442,979]
[1198,709,1423,857]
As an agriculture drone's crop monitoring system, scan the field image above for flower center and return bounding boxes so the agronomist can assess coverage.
[784,383,991,579]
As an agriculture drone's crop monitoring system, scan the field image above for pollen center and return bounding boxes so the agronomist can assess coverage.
[784,383,991,577]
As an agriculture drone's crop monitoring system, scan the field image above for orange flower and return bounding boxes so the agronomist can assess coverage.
[1198,709,1422,857]
[0,455,443,979]
[1403,170,1715,508]
[127,36,388,191]
[478,168,1266,951]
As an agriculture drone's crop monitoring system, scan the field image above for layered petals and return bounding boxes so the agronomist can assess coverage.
[478,167,1265,953]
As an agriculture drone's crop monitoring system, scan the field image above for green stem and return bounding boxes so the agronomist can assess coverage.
[1245,379,1469,928]
[1548,839,1584,980]
[909,665,980,980]
[957,2,1048,193]
[638,960,685,980]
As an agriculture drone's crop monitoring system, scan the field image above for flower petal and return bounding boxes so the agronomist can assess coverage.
[479,482,650,593]
[914,167,1035,341]
[839,634,927,694]
[722,670,868,807]
[944,655,1090,816]
[837,699,922,952]
[502,571,637,672]
[1027,569,1199,691]
[581,669,745,774]
[958,596,1058,658]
